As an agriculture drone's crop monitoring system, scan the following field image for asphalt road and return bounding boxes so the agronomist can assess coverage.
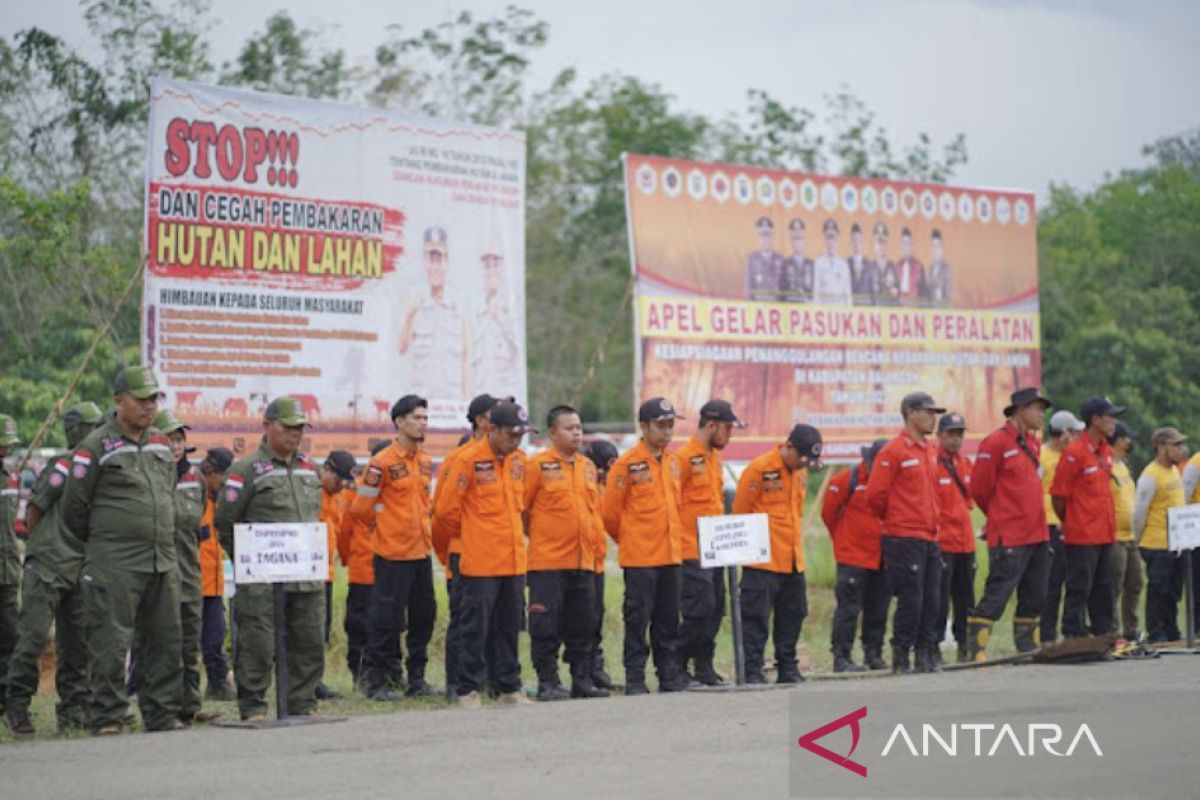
[2,656,1195,800]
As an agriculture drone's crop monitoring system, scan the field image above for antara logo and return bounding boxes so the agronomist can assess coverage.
[797,706,868,777]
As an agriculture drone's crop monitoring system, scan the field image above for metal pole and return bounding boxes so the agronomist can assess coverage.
[727,565,746,685]
[1185,550,1196,650]
[273,582,290,719]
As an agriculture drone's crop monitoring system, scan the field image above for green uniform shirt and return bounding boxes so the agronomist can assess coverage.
[62,420,177,573]
[214,439,323,592]
[174,461,206,600]
[0,463,20,584]
[25,451,87,583]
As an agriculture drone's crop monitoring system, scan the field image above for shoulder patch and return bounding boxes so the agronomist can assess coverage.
[224,473,245,503]
[71,451,93,479]
[252,460,275,476]
[511,459,524,482]
[364,465,383,487]
[101,436,125,453]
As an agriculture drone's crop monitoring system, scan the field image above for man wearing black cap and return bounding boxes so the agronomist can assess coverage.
[198,447,235,700]
[584,440,620,690]
[673,400,744,686]
[934,413,976,664]
[1050,396,1124,638]
[602,397,687,694]
[781,218,814,302]
[747,217,784,301]
[821,439,889,673]
[734,424,822,683]
[867,393,944,673]
[967,387,1052,660]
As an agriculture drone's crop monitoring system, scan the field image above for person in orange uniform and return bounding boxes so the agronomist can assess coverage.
[822,438,888,673]
[351,395,437,701]
[524,405,608,701]
[1050,395,1124,638]
[338,440,386,690]
[316,450,355,700]
[674,399,744,686]
[197,447,234,700]
[583,439,619,690]
[734,424,822,684]
[433,401,533,707]
[866,392,944,674]
[933,413,975,665]
[603,397,687,695]
[433,393,509,700]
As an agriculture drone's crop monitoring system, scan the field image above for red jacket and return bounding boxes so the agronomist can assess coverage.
[866,431,940,540]
[821,463,882,570]
[1050,433,1116,546]
[936,449,976,554]
[971,421,1048,548]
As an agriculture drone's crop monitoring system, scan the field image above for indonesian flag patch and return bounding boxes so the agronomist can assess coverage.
[71,451,93,479]
[224,474,245,503]
[49,459,69,488]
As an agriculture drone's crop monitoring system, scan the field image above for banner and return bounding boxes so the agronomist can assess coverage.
[623,154,1040,460]
[143,79,526,457]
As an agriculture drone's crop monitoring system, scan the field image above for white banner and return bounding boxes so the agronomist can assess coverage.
[698,513,772,568]
[142,79,526,454]
[233,522,328,584]
[1167,504,1200,552]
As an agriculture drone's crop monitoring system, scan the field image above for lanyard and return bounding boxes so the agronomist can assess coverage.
[939,455,970,500]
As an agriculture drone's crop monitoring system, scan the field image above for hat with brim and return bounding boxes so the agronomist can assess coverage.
[1079,395,1126,423]
[264,397,310,427]
[153,409,191,436]
[490,402,538,436]
[901,392,947,415]
[698,399,748,429]
[1150,427,1187,447]
[638,397,683,423]
[1003,387,1052,417]
[114,366,165,400]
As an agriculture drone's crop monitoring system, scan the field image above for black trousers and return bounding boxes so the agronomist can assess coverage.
[831,564,889,655]
[882,537,941,650]
[457,574,525,696]
[938,551,976,646]
[324,581,333,643]
[741,568,807,674]
[972,542,1050,621]
[365,557,436,685]
[528,569,596,682]
[678,559,726,663]
[343,583,372,682]
[592,571,606,667]
[200,595,228,688]
[622,565,681,681]
[1141,549,1183,643]
[1041,525,1067,642]
[1062,543,1115,637]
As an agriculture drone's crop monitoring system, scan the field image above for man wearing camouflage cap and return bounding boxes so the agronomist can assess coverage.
[215,397,325,721]
[4,403,102,735]
[0,413,23,719]
[63,367,183,733]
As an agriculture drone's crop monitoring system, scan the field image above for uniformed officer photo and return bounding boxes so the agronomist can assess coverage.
[781,218,814,302]
[869,221,900,305]
[926,229,952,306]
[812,218,853,306]
[398,226,469,406]
[470,243,522,401]
[745,216,783,301]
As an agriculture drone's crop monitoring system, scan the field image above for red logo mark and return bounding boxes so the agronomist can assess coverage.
[797,706,868,778]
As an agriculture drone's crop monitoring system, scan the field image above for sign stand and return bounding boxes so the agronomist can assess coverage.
[726,565,746,685]
[1158,507,1200,655]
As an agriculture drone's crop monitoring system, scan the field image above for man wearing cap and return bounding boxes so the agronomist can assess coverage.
[524,405,608,700]
[1039,409,1084,645]
[584,439,620,690]
[934,413,975,664]
[847,222,879,306]
[812,219,853,306]
[967,387,1052,660]
[821,439,888,673]
[339,440,386,690]
[62,366,183,733]
[747,217,784,301]
[867,393,944,673]
[315,450,355,700]
[926,230,951,306]
[734,424,821,683]
[673,399,743,686]
[0,413,22,715]
[1050,396,1125,638]
[215,396,325,721]
[781,219,814,302]
[868,222,899,305]
[198,447,235,700]
[351,395,438,701]
[1134,427,1188,642]
[399,226,468,401]
[1109,423,1142,640]
[602,397,687,694]
[895,227,926,306]
[433,402,533,706]
[4,403,101,735]
[470,246,521,399]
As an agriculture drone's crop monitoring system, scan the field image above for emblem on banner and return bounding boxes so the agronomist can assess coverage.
[821,182,838,212]
[900,188,917,218]
[881,186,898,216]
[1015,198,1030,226]
[734,174,753,205]
[996,196,1012,225]
[919,190,936,219]
[958,193,975,222]
[711,171,730,203]
[801,180,818,210]
[756,176,776,207]
[636,163,657,194]
[861,185,878,213]
[687,169,707,201]
[977,194,993,223]
[841,183,858,212]
[779,178,797,208]
[939,191,956,221]
[663,166,682,198]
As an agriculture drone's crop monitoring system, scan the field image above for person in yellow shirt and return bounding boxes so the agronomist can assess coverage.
[1039,409,1083,644]
[1108,423,1142,640]
[1133,427,1188,642]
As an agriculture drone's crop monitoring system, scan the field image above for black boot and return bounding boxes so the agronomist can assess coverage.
[956,641,969,664]
[892,647,912,675]
[914,644,941,673]
[570,662,610,698]
[832,644,867,674]
[625,670,649,696]
[365,668,401,701]
[592,661,615,691]
[405,673,439,698]
[1012,616,1040,653]
[864,645,887,671]
[692,656,727,686]
[537,681,571,701]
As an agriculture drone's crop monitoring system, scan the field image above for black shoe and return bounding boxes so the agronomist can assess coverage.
[658,672,690,693]
[864,648,887,670]
[405,679,439,698]
[205,681,236,702]
[624,682,649,696]
[833,655,867,673]
[5,708,35,736]
[744,670,767,685]
[591,668,615,690]
[892,648,912,675]
[777,669,805,684]
[915,645,942,673]
[571,678,610,699]
[368,687,403,702]
[314,683,341,700]
[537,683,571,702]
[692,660,727,687]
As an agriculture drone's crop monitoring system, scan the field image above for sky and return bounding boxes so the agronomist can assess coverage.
[5,0,1199,204]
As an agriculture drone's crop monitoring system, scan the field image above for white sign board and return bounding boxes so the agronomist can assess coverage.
[234,522,328,584]
[1167,504,1200,552]
[698,513,772,568]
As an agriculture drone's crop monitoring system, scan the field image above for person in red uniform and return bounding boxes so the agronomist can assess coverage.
[866,392,944,674]
[1051,395,1124,638]
[674,399,744,686]
[583,439,619,690]
[933,413,976,664]
[822,439,888,673]
[966,387,1052,659]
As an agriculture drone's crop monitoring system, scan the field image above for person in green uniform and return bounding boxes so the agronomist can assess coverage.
[214,397,325,721]
[62,366,183,735]
[0,414,24,715]
[4,403,102,735]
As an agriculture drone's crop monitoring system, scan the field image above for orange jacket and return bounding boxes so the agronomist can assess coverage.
[734,446,807,574]
[866,431,940,541]
[432,439,477,567]
[350,441,433,562]
[336,498,376,585]
[820,464,881,570]
[673,436,725,562]
[524,448,602,572]
[319,487,351,581]
[935,449,976,554]
[199,495,225,598]
[432,437,527,578]
[602,440,683,568]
